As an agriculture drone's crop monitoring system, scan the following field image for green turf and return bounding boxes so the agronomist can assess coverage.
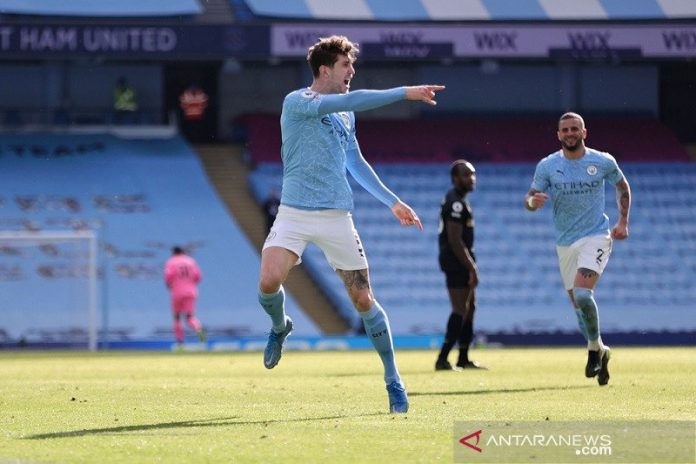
[0,347,694,463]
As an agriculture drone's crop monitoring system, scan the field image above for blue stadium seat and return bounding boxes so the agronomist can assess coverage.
[0,0,202,16]
[236,0,696,21]
[0,134,318,344]
[249,162,696,334]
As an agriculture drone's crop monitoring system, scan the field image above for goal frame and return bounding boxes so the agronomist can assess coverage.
[0,230,99,351]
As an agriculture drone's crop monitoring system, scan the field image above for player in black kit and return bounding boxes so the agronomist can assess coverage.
[435,160,487,371]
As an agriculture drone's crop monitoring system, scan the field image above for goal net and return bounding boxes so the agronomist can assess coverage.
[0,230,98,350]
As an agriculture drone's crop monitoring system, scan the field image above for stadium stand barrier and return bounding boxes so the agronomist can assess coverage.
[0,132,319,348]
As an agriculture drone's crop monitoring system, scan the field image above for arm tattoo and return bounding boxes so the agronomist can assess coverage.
[579,268,598,279]
[616,179,631,220]
[338,269,371,292]
[619,190,630,219]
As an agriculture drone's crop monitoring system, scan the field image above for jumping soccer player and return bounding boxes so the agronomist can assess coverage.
[257,35,445,413]
[524,112,631,386]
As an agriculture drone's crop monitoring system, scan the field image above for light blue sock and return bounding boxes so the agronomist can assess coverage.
[360,302,401,385]
[258,287,286,332]
[574,308,590,341]
[573,288,600,342]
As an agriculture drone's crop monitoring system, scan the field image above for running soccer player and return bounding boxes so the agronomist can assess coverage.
[257,35,445,413]
[524,112,631,386]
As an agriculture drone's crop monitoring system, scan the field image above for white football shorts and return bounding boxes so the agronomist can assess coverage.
[556,233,613,290]
[263,205,368,271]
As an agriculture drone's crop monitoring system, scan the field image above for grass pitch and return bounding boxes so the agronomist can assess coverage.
[0,347,694,463]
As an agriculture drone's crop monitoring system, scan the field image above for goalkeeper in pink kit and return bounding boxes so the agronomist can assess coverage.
[164,246,206,345]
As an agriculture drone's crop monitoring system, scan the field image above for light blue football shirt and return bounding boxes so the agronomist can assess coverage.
[279,87,404,210]
[531,148,624,246]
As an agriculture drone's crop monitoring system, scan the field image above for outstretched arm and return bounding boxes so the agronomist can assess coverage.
[391,201,422,231]
[611,177,631,240]
[317,85,445,115]
[346,147,422,231]
[346,147,399,207]
[403,85,445,105]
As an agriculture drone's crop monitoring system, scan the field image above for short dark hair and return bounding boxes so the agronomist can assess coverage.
[307,35,358,78]
[450,159,474,177]
[172,246,184,255]
[559,112,585,129]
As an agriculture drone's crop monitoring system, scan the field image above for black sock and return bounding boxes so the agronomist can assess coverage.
[457,319,474,365]
[438,313,463,362]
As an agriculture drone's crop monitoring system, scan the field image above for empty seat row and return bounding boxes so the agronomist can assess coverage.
[248,162,696,333]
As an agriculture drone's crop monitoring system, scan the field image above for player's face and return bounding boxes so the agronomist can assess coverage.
[326,54,355,94]
[453,163,476,192]
[557,118,587,151]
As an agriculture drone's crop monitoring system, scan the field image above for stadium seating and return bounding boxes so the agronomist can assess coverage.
[249,162,696,335]
[0,0,202,16]
[234,0,696,21]
[0,133,317,344]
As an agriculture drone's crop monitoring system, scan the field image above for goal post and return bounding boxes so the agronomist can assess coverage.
[0,230,99,351]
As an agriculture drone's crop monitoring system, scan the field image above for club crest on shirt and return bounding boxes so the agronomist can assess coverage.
[587,165,598,175]
[339,112,351,129]
[451,201,464,218]
[301,90,317,99]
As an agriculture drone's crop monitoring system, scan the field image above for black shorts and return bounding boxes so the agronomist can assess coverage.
[444,271,470,289]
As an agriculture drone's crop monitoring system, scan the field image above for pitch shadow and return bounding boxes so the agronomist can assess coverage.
[24,413,385,440]
[409,385,593,397]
